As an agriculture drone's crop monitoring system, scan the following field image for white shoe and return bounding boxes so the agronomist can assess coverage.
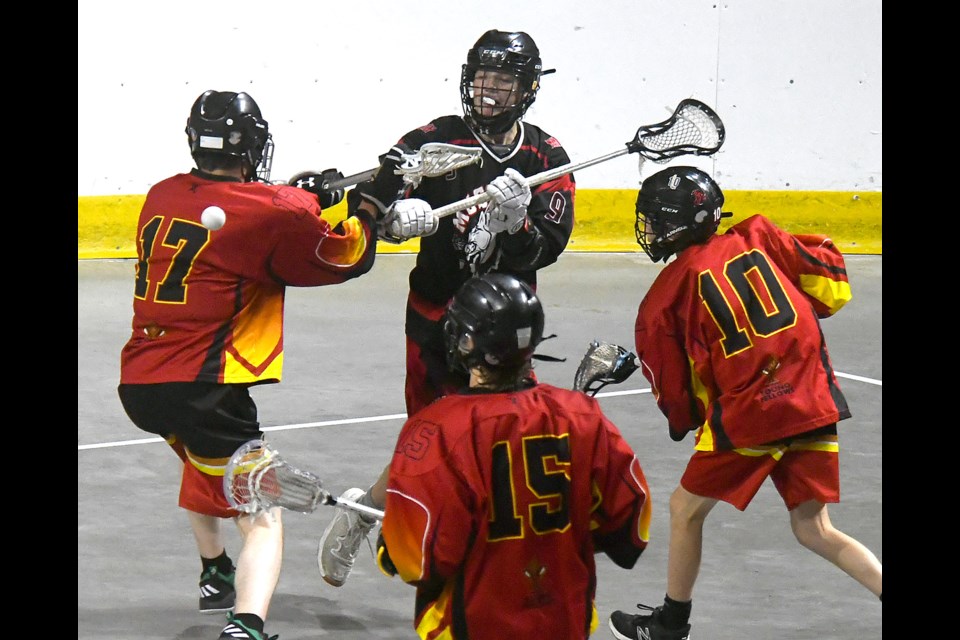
[317,488,376,586]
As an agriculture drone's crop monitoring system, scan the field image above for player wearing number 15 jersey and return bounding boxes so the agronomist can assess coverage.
[376,274,652,640]
[608,166,881,640]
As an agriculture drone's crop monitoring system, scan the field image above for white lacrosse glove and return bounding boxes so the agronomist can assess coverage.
[485,168,531,234]
[380,198,439,242]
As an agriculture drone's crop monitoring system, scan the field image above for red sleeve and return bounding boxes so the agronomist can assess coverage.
[381,406,477,585]
[590,411,652,568]
[256,185,377,286]
[635,291,701,441]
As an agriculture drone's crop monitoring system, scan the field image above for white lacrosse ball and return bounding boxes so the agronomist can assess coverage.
[201,205,226,231]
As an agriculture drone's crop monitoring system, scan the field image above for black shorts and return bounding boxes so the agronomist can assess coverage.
[117,382,262,459]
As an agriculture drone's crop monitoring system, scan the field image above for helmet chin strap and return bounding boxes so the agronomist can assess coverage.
[473,124,515,144]
[476,121,520,146]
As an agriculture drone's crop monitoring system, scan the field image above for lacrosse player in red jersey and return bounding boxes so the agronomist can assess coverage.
[116,90,431,640]
[607,167,882,640]
[318,29,577,588]
[374,273,652,640]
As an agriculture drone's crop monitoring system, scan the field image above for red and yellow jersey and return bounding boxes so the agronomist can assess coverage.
[120,170,376,385]
[381,383,651,640]
[636,214,852,449]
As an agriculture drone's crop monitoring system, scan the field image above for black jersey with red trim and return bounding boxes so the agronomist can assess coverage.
[357,115,575,304]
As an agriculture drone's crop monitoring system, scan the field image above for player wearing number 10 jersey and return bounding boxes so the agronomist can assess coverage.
[608,166,881,640]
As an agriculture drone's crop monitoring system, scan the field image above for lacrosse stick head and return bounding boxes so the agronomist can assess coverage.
[224,439,273,514]
[634,166,731,263]
[223,439,327,516]
[626,98,725,162]
[573,340,640,396]
[394,143,484,189]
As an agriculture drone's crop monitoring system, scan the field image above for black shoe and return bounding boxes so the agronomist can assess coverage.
[609,603,691,640]
[218,614,278,640]
[198,565,236,614]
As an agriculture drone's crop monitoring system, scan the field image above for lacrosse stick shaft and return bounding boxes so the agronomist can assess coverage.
[433,147,630,219]
[432,98,723,220]
[322,167,378,191]
[324,495,385,520]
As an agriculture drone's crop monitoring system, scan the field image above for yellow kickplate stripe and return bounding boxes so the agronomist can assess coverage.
[78,189,881,259]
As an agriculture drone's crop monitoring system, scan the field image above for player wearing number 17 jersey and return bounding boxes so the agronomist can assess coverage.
[608,166,881,640]
[377,274,652,640]
[117,89,385,640]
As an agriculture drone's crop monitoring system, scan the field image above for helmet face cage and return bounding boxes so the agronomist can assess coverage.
[443,274,545,374]
[185,90,274,182]
[634,167,725,263]
[460,30,544,136]
[634,209,665,262]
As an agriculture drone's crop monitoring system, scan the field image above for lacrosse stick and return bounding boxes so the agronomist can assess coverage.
[317,142,484,191]
[573,340,641,397]
[431,98,725,220]
[223,439,384,520]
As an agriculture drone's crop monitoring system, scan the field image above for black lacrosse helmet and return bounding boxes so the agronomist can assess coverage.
[635,166,729,263]
[185,90,274,182]
[460,30,548,136]
[443,273,545,373]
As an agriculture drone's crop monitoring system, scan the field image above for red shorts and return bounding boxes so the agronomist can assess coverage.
[167,434,242,518]
[680,426,840,511]
[118,382,259,519]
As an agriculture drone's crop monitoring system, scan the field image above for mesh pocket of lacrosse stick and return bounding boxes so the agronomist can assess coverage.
[627,98,725,162]
[223,439,326,515]
[573,340,641,396]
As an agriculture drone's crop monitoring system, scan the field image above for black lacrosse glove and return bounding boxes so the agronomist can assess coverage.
[289,168,345,209]
[376,530,398,577]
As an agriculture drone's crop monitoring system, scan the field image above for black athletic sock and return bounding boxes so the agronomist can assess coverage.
[201,549,234,574]
[660,595,692,629]
[230,613,264,634]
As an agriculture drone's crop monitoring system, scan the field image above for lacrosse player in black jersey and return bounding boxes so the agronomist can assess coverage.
[318,29,576,589]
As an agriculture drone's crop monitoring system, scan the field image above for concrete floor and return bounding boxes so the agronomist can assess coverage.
[78,253,882,640]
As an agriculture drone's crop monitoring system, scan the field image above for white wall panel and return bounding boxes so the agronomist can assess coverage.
[78,1,881,194]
